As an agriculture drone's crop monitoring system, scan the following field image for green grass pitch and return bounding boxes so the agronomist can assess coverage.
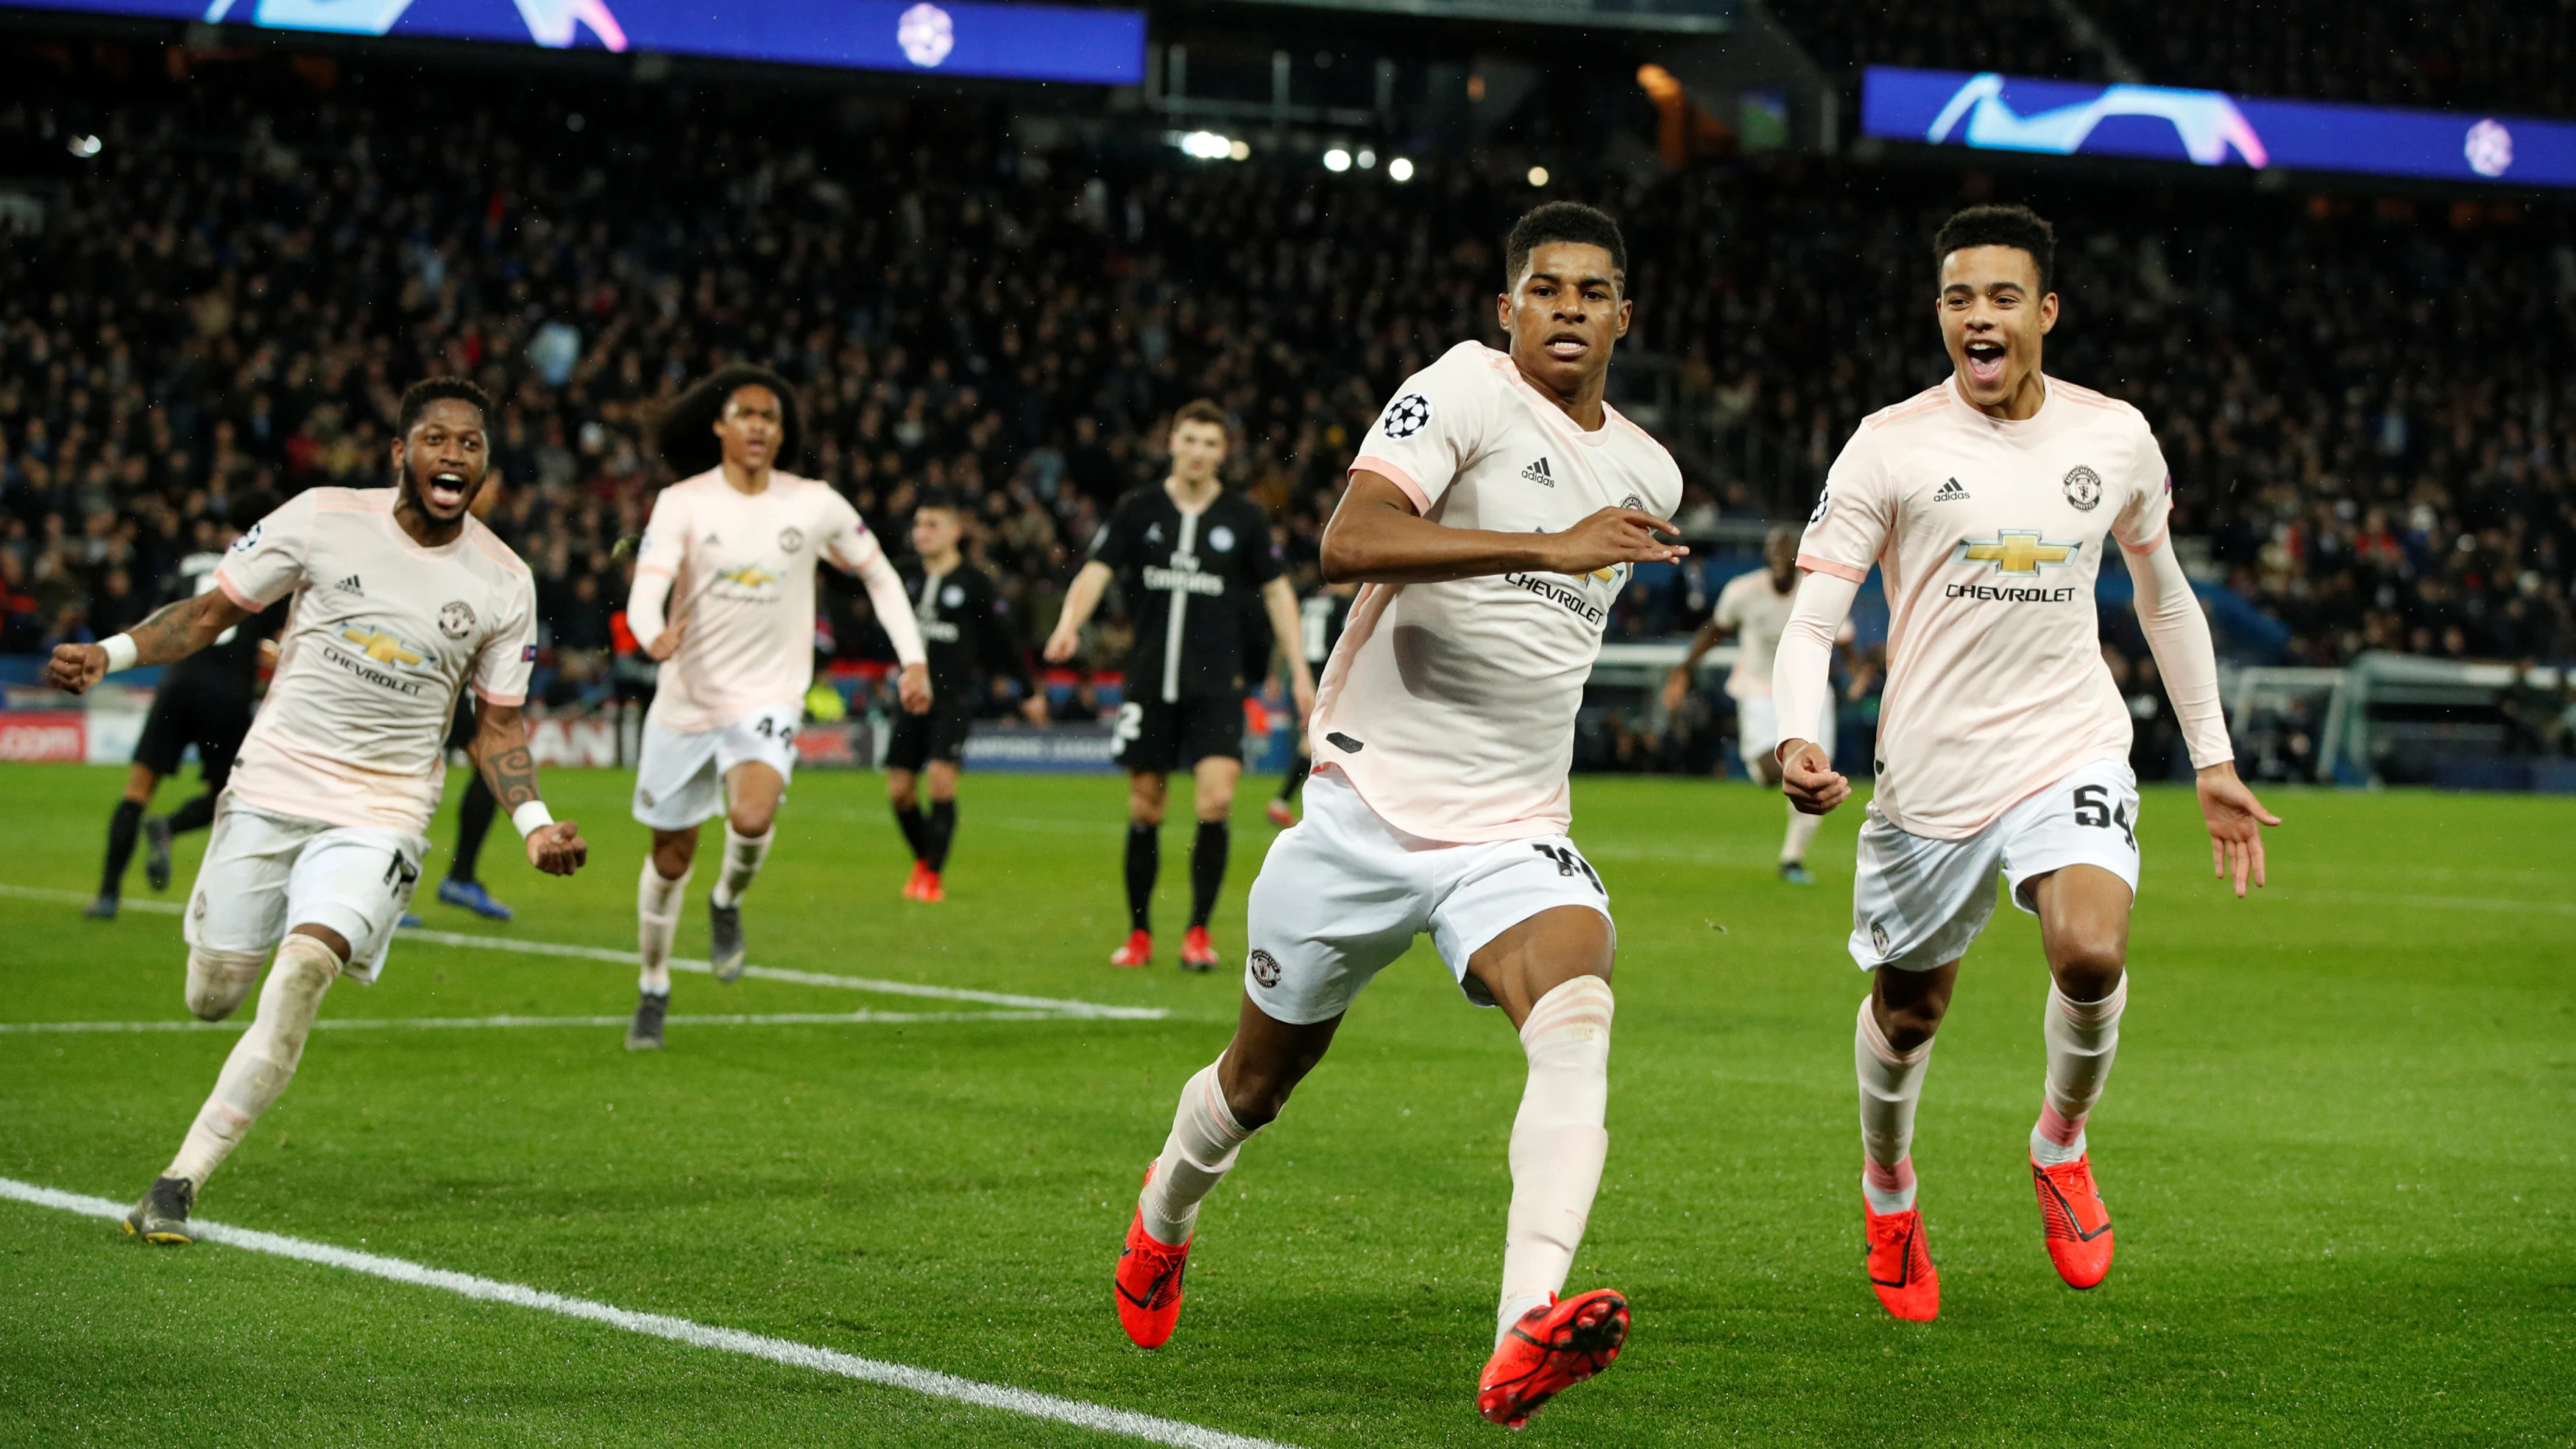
[0,761,2568,1446]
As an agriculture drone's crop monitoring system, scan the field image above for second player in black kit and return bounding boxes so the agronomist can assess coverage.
[887,492,1036,900]
[1044,400,1313,971]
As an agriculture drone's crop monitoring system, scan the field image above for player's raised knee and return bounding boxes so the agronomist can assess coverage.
[727,801,778,838]
[2050,935,2127,1000]
[183,947,266,1022]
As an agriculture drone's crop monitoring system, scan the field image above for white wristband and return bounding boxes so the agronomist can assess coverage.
[511,801,556,839]
[101,634,139,674]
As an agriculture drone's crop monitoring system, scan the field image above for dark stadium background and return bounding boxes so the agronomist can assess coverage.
[4,0,2572,787]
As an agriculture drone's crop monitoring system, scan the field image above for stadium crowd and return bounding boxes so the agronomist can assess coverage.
[3,52,2574,745]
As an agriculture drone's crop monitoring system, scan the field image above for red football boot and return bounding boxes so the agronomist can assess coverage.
[916,868,945,903]
[901,861,931,901]
[1264,798,1297,827]
[1178,925,1220,973]
[1476,1288,1629,1429]
[1114,1169,1192,1349]
[1109,929,1154,968]
[1863,1197,1940,1322]
[2033,1154,2115,1289]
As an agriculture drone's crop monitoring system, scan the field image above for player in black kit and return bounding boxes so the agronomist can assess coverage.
[887,490,1041,901]
[86,520,281,921]
[1267,576,1357,827]
[1045,400,1313,971]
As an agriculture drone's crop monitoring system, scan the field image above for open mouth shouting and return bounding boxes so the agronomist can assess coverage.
[1963,339,2008,388]
[1543,330,1590,364]
[425,470,471,511]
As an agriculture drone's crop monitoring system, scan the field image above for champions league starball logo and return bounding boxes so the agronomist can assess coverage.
[1381,394,1433,439]
[896,2,955,67]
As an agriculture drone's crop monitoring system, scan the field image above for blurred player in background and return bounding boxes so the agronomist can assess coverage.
[1775,205,2279,1322]
[1044,400,1312,971]
[84,508,282,921]
[623,366,929,1050]
[1264,576,1354,827]
[46,378,588,1244]
[887,488,1043,901]
[1110,204,1681,1428]
[1661,526,1853,883]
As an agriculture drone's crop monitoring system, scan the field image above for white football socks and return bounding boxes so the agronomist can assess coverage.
[708,826,773,910]
[1497,975,1614,1345]
[1139,1058,1256,1247]
[1781,800,1822,865]
[167,933,341,1186]
[1855,994,1933,1215]
[2034,975,2127,1167]
[637,857,692,996]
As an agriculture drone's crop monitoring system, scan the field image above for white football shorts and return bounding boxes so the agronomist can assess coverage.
[185,801,428,983]
[631,702,802,831]
[1847,757,2140,973]
[1734,692,1836,770]
[1242,768,1616,1025]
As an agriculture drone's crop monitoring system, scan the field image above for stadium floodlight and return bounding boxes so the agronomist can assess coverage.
[1228,138,1250,160]
[1179,130,1232,160]
[68,135,103,158]
[1356,148,1377,169]
[1323,147,1352,172]
[1388,156,1415,182]
[1526,164,1549,186]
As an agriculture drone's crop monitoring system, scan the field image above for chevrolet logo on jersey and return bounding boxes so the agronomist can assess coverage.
[1957,531,2081,575]
[715,564,782,589]
[338,626,426,667]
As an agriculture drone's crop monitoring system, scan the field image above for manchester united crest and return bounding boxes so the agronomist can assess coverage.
[438,600,475,639]
[1248,949,1282,988]
[2062,465,2103,512]
[779,526,805,553]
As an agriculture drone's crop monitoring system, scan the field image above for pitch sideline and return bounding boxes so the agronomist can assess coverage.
[0,1175,1295,1449]
[0,882,1165,1020]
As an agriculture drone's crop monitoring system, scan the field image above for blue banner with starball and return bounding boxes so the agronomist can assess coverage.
[4,0,1144,85]
[1862,67,2576,190]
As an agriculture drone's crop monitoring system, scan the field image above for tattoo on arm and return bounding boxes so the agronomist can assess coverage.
[473,707,542,812]
[127,592,245,666]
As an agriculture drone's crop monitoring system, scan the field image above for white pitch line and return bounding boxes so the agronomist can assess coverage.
[0,883,1164,1021]
[0,1009,1065,1035]
[0,1176,1295,1449]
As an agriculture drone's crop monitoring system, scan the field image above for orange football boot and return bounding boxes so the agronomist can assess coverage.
[1476,1288,1630,1428]
[1179,925,1220,973]
[901,861,931,901]
[2033,1154,2115,1288]
[1110,929,1154,968]
[1264,799,1297,827]
[916,868,945,903]
[1863,1197,1939,1322]
[1114,1168,1192,1349]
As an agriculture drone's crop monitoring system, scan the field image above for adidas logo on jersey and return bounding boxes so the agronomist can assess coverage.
[1933,478,1970,502]
[1521,456,1555,486]
[336,574,364,593]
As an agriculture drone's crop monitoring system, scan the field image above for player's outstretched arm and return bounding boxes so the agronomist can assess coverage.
[1321,471,1685,586]
[1043,561,1116,664]
[470,701,588,876]
[2195,762,2279,898]
[2120,534,2277,895]
[45,589,254,694]
[1661,616,1730,715]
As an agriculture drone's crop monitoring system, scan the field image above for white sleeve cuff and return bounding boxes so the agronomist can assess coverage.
[511,801,556,839]
[102,634,139,674]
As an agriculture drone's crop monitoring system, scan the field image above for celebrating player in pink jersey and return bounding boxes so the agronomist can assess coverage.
[1109,203,1686,1430]
[620,368,928,1050]
[45,378,591,1245]
[1772,205,2281,1322]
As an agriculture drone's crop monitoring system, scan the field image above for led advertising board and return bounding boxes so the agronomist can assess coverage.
[4,0,1146,85]
[1863,67,2576,189]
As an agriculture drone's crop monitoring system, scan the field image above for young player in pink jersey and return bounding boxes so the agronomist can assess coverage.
[45,378,592,1245]
[1772,205,2282,1322]
[621,367,929,1050]
[1108,204,1686,1430]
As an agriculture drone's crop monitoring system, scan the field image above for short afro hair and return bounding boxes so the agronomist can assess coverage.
[654,365,802,478]
[1504,202,1628,291]
[1933,204,2057,296]
[397,377,492,435]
